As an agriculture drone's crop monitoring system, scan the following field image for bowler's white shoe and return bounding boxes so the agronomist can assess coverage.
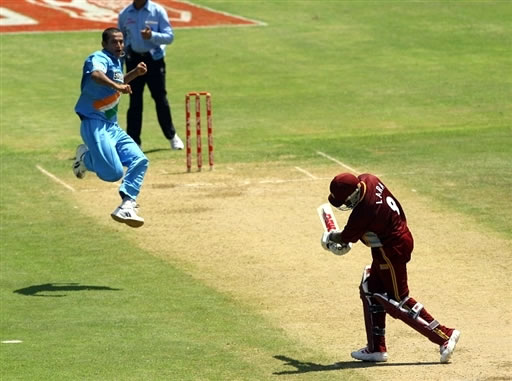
[111,199,144,228]
[440,330,460,363]
[170,134,184,150]
[72,144,88,179]
[351,347,388,362]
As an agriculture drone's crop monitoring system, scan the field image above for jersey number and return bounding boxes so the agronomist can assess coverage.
[386,196,400,215]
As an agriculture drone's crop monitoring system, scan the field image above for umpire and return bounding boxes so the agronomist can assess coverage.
[118,0,184,150]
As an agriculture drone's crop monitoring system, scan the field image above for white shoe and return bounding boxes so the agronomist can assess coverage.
[72,144,88,179]
[440,330,460,363]
[170,134,184,150]
[111,199,144,228]
[351,347,388,362]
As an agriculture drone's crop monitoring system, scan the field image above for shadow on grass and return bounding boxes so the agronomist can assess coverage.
[141,148,169,154]
[273,355,440,375]
[13,283,121,297]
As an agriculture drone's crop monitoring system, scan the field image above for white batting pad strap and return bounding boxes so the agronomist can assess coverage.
[428,319,440,330]
[410,302,424,319]
[398,296,410,308]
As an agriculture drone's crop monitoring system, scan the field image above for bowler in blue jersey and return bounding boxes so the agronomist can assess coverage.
[73,27,149,228]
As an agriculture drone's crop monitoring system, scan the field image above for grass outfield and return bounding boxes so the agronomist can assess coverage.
[1,1,511,380]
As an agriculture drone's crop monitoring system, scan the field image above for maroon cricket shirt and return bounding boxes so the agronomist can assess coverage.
[340,173,410,248]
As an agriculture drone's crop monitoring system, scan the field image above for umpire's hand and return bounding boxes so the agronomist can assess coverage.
[141,26,152,40]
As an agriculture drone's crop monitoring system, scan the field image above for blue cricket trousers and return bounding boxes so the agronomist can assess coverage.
[80,118,149,201]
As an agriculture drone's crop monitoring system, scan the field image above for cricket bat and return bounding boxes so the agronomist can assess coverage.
[317,203,339,232]
[318,203,351,255]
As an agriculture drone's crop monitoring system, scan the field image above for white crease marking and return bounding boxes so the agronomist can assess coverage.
[36,165,76,192]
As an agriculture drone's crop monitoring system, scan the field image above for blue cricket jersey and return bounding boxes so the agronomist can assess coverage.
[75,49,124,122]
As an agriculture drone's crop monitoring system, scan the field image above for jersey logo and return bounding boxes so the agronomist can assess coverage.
[113,71,123,82]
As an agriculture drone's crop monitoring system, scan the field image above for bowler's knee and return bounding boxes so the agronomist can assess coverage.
[98,166,124,182]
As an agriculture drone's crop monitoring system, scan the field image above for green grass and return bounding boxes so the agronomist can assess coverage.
[1,1,511,379]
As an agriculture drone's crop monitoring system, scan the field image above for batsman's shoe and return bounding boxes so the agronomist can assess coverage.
[170,134,184,150]
[72,144,88,179]
[440,329,460,363]
[351,347,388,362]
[111,199,144,228]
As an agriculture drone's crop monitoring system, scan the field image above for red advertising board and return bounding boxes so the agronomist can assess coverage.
[0,0,263,33]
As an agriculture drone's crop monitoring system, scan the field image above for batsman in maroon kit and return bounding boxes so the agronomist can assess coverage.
[321,173,460,363]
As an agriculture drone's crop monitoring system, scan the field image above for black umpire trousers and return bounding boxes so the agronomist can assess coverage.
[125,50,177,146]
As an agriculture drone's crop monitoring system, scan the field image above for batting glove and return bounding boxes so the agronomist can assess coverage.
[329,242,352,256]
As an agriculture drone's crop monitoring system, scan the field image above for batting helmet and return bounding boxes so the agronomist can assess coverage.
[328,173,360,208]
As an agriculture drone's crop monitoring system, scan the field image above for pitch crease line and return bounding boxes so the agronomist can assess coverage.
[316,151,359,174]
[36,165,76,192]
[294,166,317,179]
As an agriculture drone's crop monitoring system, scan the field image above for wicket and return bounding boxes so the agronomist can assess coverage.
[185,92,213,172]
